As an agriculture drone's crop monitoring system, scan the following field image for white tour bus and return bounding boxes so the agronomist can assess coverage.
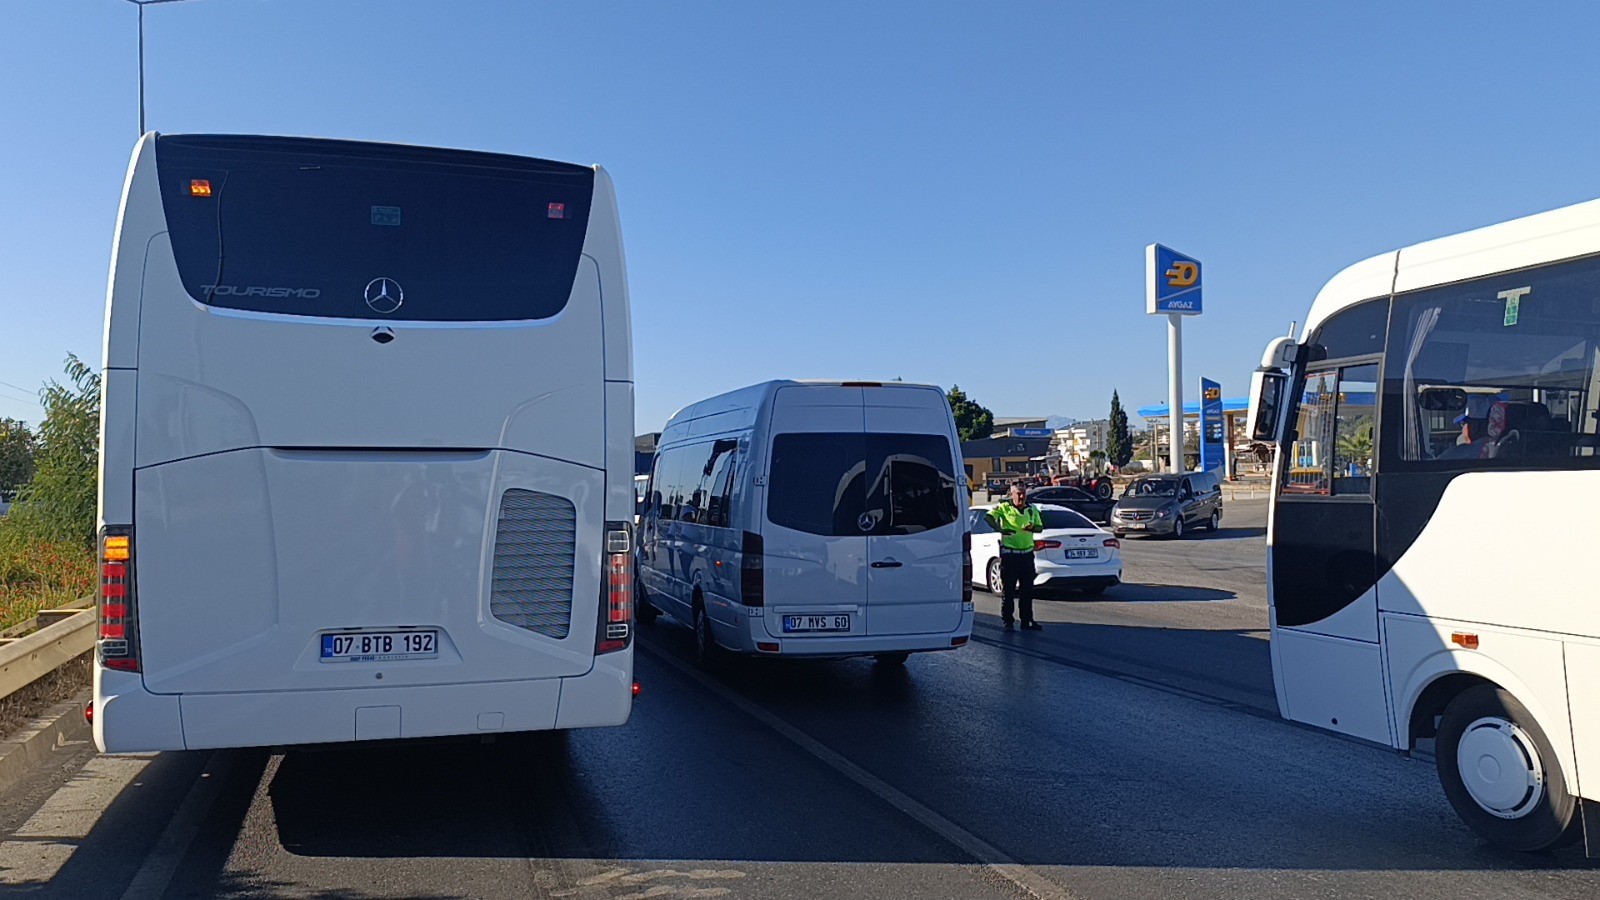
[94,134,637,752]
[1249,198,1600,855]
[636,381,974,666]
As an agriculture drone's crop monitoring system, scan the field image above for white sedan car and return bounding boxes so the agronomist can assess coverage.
[967,503,1123,597]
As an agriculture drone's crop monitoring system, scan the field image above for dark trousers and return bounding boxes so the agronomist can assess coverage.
[999,551,1036,625]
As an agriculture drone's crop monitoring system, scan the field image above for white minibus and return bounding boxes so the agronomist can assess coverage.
[637,381,974,666]
[1249,197,1600,855]
[93,134,637,752]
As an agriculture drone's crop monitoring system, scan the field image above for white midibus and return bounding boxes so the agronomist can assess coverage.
[93,134,637,752]
[1249,199,1600,855]
[637,381,974,666]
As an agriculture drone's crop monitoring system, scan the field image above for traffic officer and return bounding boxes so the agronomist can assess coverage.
[985,482,1044,631]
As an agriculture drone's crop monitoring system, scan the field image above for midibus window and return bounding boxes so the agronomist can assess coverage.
[1391,255,1600,466]
[1285,365,1375,495]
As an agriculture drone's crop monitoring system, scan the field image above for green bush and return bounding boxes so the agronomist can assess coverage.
[6,355,100,549]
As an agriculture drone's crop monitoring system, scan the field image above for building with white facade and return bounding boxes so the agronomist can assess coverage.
[1054,419,1109,473]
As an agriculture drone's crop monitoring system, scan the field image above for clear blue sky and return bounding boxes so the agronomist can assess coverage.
[5,1,1600,431]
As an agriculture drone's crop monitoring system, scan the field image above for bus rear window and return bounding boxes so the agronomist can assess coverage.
[768,433,959,536]
[155,135,595,322]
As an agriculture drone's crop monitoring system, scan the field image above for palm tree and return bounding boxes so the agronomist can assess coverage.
[1335,416,1374,476]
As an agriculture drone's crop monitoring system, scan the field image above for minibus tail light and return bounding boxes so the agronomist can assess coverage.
[597,522,633,655]
[741,531,764,607]
[961,532,973,606]
[99,527,140,672]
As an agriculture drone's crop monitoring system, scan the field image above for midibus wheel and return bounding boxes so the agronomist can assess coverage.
[1436,685,1581,851]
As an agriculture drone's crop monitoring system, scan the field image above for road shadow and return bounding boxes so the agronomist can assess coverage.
[1037,582,1237,603]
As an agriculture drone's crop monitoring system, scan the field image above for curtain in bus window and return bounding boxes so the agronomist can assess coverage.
[1401,305,1443,460]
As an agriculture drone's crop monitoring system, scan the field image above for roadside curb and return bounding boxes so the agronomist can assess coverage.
[0,689,91,796]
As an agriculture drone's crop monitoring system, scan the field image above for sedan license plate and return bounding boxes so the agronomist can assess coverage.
[320,630,438,662]
[1065,548,1098,559]
[782,614,850,633]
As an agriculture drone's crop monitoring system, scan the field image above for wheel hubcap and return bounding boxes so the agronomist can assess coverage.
[1457,716,1546,818]
[988,562,1002,594]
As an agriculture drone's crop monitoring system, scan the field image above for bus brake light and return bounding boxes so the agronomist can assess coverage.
[598,523,633,654]
[99,527,140,672]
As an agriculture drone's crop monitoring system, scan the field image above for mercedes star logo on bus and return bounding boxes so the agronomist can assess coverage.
[857,512,876,533]
[364,277,403,314]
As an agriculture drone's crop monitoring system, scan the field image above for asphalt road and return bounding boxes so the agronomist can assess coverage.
[2,499,1598,899]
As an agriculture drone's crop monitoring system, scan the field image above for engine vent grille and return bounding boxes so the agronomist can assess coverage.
[490,490,575,638]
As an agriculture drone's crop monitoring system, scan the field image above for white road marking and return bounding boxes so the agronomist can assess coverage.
[0,754,154,886]
[640,644,1082,900]
[120,750,232,900]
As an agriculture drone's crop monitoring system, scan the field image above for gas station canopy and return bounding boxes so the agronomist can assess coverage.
[1136,398,1250,421]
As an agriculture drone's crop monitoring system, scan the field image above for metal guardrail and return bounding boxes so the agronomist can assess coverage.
[0,610,95,702]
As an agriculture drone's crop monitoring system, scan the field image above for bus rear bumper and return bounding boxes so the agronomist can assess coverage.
[94,654,633,752]
[95,665,185,753]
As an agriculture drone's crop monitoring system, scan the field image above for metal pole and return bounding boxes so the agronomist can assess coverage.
[1167,313,1184,473]
[137,3,146,134]
[1223,411,1236,480]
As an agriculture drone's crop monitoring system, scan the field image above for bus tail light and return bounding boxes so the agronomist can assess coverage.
[1103,538,1121,550]
[597,522,633,655]
[741,531,764,607]
[961,532,973,606]
[99,527,140,673]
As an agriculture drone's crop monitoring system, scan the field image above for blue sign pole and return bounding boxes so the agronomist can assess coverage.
[1199,378,1224,471]
[1147,244,1203,472]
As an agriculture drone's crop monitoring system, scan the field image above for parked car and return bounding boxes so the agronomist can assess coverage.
[967,503,1123,597]
[1109,470,1223,539]
[1026,485,1115,523]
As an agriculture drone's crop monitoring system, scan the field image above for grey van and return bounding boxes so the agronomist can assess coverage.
[1109,470,1223,538]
